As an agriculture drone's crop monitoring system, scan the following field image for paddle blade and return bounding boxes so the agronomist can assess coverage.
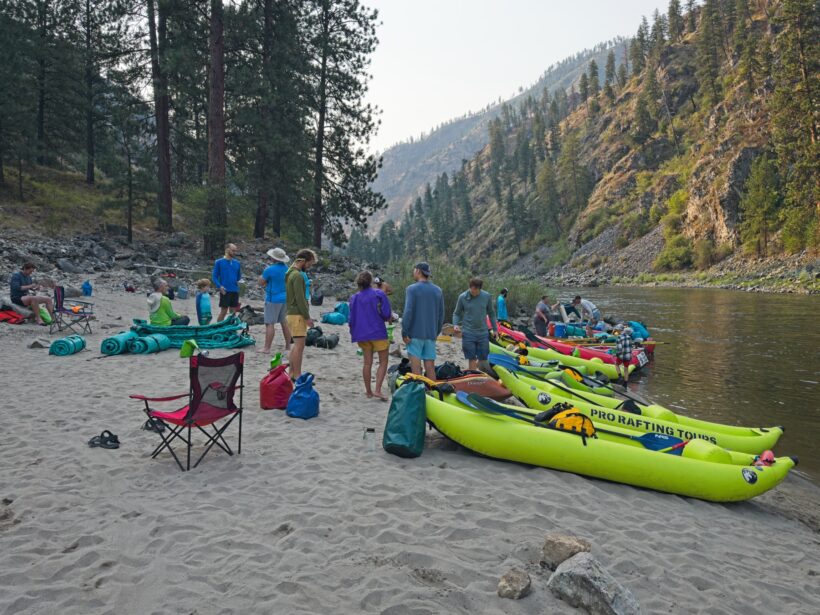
[633,432,684,451]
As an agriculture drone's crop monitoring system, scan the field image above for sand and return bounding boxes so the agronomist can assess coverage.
[1,282,819,614]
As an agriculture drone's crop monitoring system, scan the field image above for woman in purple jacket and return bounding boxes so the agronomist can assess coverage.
[349,271,392,400]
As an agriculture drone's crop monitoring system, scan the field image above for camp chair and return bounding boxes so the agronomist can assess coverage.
[51,286,94,334]
[130,352,244,471]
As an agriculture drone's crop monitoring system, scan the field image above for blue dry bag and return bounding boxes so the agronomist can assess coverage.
[81,280,93,296]
[382,381,426,458]
[286,372,320,420]
[334,302,350,319]
[321,312,347,325]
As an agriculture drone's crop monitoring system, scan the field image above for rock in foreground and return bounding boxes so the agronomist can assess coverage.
[497,568,532,599]
[547,552,640,615]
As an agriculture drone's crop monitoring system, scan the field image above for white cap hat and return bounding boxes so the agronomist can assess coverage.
[266,247,290,263]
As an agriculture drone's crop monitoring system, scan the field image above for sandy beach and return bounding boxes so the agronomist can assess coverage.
[1,281,819,614]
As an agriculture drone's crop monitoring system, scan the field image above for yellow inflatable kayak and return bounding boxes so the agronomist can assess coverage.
[425,391,796,502]
[494,365,784,454]
[490,341,632,380]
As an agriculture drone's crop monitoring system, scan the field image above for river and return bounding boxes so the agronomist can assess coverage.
[553,286,820,481]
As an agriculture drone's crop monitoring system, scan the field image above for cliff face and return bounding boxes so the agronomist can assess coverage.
[369,42,625,229]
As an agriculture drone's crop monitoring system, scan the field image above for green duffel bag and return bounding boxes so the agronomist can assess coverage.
[382,381,426,458]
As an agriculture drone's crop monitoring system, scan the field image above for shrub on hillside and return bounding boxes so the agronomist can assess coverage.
[653,233,693,270]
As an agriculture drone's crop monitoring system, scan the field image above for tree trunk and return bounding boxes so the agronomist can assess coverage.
[203,0,226,258]
[147,0,173,231]
[253,0,274,239]
[0,118,5,186]
[311,5,331,249]
[36,3,46,165]
[271,187,282,236]
[85,0,95,184]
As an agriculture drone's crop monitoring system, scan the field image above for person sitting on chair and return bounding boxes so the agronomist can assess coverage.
[9,262,54,325]
[148,279,190,326]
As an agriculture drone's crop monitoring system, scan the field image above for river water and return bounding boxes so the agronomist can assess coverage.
[553,286,820,481]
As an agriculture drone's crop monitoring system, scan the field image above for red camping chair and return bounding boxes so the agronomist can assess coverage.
[130,352,244,471]
[51,285,94,335]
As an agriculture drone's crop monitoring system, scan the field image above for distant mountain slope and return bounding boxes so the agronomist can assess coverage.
[369,40,626,229]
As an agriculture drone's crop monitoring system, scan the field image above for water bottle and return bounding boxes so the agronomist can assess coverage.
[363,427,376,452]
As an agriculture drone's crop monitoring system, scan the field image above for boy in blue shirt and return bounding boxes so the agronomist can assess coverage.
[212,243,242,322]
[194,279,213,325]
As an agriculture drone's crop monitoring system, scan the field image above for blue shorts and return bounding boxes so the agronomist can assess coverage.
[406,338,436,361]
[461,331,489,361]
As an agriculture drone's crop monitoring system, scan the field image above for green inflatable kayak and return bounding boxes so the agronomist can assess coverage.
[494,365,784,454]
[425,391,796,502]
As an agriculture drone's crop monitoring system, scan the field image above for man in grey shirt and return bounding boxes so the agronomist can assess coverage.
[453,277,497,371]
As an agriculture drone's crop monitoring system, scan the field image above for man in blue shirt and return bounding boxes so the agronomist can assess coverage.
[212,243,242,322]
[401,262,444,379]
[258,247,291,354]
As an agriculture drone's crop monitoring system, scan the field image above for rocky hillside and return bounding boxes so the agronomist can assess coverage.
[369,40,626,228]
[354,0,818,286]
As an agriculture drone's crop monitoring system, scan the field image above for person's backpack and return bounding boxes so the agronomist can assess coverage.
[286,372,320,419]
[305,326,323,346]
[435,361,462,381]
[382,380,427,458]
[314,333,339,349]
[310,289,324,306]
[260,364,293,410]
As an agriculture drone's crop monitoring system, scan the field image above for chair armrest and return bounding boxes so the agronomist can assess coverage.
[129,393,189,402]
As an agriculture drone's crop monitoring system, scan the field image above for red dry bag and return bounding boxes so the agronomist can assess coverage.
[260,364,293,410]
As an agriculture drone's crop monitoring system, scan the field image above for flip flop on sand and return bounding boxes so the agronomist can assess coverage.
[141,418,166,433]
[88,430,120,449]
[373,392,388,401]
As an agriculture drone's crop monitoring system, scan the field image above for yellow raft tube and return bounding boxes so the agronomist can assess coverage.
[425,392,797,502]
[494,365,784,454]
[490,342,633,381]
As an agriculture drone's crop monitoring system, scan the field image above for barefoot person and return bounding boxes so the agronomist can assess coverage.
[9,262,54,325]
[285,249,316,380]
[453,277,496,372]
[212,243,242,322]
[401,262,444,380]
[349,271,392,400]
[259,247,292,354]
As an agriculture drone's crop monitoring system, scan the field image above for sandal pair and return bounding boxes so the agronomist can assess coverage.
[141,418,166,433]
[88,430,120,449]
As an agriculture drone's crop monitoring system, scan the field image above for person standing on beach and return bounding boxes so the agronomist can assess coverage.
[496,288,509,321]
[401,262,444,379]
[286,249,316,380]
[212,243,242,322]
[9,262,54,325]
[259,247,292,354]
[194,279,213,325]
[349,271,392,400]
[533,295,551,337]
[453,278,497,372]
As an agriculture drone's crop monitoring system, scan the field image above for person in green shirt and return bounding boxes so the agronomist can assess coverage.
[147,279,190,326]
[286,249,317,380]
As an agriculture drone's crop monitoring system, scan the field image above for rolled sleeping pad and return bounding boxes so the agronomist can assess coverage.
[127,333,172,354]
[101,331,139,355]
[49,335,86,356]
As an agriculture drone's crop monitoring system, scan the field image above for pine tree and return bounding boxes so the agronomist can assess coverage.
[686,0,697,33]
[535,155,561,239]
[604,49,616,100]
[617,62,628,89]
[650,9,667,58]
[696,0,722,108]
[588,59,600,98]
[629,38,645,76]
[633,95,655,144]
[643,63,662,120]
[668,0,684,42]
[556,131,591,219]
[739,154,780,256]
[579,72,590,102]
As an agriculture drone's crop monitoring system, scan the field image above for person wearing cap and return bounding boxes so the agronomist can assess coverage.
[401,262,444,379]
[212,243,242,322]
[286,248,317,380]
[453,278,497,371]
[613,324,633,384]
[496,288,509,321]
[259,247,292,354]
[147,278,190,326]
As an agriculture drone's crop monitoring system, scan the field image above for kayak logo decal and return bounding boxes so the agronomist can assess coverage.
[537,392,551,405]
[741,468,758,484]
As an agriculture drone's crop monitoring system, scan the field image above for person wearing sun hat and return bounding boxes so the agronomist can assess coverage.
[258,247,292,354]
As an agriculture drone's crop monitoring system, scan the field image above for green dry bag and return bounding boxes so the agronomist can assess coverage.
[382,381,426,458]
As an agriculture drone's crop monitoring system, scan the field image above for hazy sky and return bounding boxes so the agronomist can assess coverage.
[365,0,668,154]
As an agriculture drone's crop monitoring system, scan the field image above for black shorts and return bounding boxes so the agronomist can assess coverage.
[219,291,239,308]
[11,296,25,307]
